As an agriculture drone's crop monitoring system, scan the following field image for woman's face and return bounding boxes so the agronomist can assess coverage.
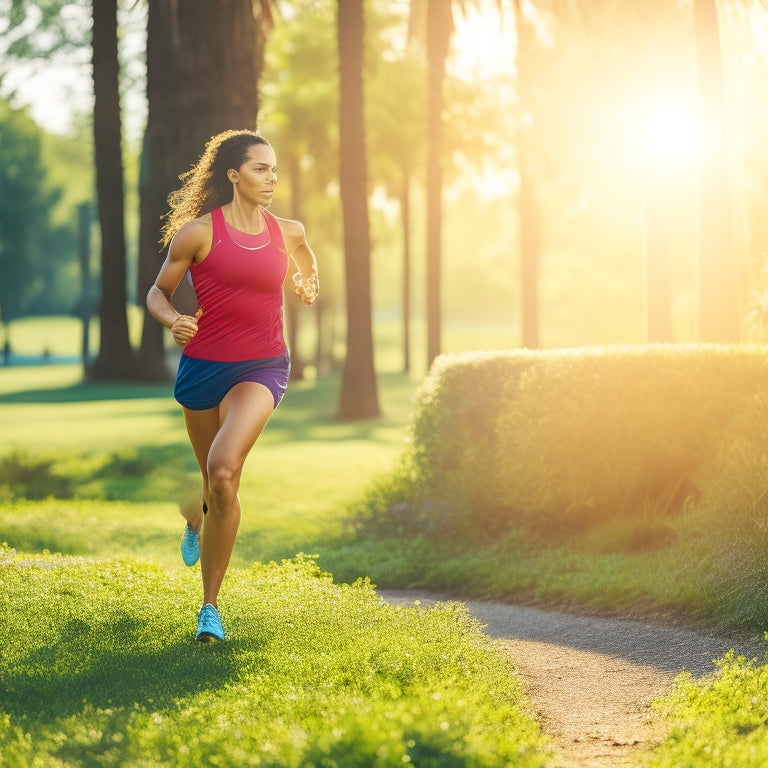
[233,142,277,207]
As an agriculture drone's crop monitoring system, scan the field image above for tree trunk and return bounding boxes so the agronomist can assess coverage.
[337,0,380,420]
[638,3,673,343]
[425,0,451,368]
[286,152,306,380]
[400,166,412,373]
[136,0,264,380]
[693,0,740,342]
[90,0,135,380]
[513,0,541,349]
[77,202,93,373]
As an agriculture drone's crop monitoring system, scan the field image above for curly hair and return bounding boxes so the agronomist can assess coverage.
[160,129,271,247]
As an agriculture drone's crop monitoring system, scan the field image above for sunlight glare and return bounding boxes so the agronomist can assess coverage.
[449,4,514,79]
[635,98,698,168]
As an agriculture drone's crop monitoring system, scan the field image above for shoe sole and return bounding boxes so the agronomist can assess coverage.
[196,631,224,643]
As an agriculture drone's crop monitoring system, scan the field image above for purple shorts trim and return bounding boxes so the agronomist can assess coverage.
[174,351,290,410]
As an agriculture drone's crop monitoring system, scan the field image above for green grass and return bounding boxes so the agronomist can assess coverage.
[0,548,552,767]
[0,361,415,569]
[5,318,768,766]
[644,649,768,767]
[0,322,555,766]
[3,308,145,358]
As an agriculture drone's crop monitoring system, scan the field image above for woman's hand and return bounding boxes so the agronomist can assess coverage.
[170,310,201,346]
[292,271,319,306]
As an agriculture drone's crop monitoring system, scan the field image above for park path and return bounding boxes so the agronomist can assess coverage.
[378,590,766,768]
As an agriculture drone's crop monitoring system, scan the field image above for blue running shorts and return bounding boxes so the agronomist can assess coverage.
[174,351,291,410]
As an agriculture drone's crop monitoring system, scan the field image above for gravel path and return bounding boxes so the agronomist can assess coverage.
[379,590,766,767]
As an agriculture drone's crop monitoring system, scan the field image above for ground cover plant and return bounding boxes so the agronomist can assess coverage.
[645,649,768,767]
[0,547,551,767]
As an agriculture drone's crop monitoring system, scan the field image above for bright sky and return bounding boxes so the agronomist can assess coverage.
[0,3,146,145]
[3,57,91,134]
[450,1,516,79]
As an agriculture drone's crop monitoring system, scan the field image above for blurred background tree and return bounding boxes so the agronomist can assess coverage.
[337,0,379,419]
[2,0,768,397]
[0,101,74,336]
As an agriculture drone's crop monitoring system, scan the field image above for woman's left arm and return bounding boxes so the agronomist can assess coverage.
[280,218,319,305]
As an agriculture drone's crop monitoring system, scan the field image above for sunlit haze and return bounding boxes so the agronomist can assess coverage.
[450,4,515,79]
[635,97,699,167]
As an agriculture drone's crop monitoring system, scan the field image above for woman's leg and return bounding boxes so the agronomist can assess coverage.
[182,406,220,531]
[191,382,275,607]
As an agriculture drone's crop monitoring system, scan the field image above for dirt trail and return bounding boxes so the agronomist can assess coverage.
[378,590,765,767]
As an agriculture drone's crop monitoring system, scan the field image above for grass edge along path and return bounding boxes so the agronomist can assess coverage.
[0,546,553,768]
[644,648,768,767]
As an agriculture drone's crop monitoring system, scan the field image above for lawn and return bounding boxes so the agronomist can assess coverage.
[4,317,768,766]
[0,318,556,767]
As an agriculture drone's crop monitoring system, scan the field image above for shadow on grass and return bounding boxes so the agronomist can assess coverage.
[0,614,240,721]
[0,443,198,504]
[0,380,176,404]
[0,369,419,444]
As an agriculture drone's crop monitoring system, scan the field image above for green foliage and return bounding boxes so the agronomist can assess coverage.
[0,547,551,767]
[0,99,78,322]
[372,345,768,542]
[337,344,768,633]
[645,649,768,767]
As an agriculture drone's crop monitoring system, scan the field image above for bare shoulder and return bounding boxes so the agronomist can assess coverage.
[269,212,306,242]
[170,214,213,264]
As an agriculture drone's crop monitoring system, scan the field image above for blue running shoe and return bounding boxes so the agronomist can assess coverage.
[181,522,200,566]
[196,603,225,643]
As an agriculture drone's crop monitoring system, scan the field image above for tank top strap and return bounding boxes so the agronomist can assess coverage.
[210,207,225,239]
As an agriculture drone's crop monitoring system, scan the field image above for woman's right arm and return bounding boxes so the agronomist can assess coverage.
[146,219,209,347]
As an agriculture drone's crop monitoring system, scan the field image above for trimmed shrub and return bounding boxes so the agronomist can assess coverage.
[378,344,768,541]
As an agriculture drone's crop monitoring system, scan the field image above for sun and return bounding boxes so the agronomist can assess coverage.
[635,97,699,168]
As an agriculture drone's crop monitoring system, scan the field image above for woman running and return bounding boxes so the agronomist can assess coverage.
[147,129,319,642]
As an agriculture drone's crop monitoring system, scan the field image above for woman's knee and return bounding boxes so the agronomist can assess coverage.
[207,462,240,500]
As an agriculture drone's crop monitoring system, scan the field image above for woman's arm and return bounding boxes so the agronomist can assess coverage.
[146,217,211,346]
[278,217,319,306]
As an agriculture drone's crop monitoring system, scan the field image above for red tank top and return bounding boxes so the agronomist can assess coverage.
[183,207,288,362]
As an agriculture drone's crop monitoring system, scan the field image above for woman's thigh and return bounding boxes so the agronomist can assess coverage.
[183,406,221,479]
[208,382,275,477]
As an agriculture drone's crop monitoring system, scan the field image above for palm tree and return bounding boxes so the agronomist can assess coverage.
[337,0,380,419]
[425,0,455,367]
[512,0,541,349]
[693,0,739,342]
[89,0,135,379]
[136,0,275,380]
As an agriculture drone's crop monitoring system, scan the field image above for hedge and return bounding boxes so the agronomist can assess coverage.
[378,344,768,541]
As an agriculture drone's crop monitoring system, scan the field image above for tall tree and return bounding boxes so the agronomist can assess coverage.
[136,0,274,380]
[512,0,541,349]
[693,0,739,341]
[89,0,135,379]
[425,0,453,367]
[337,0,380,419]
